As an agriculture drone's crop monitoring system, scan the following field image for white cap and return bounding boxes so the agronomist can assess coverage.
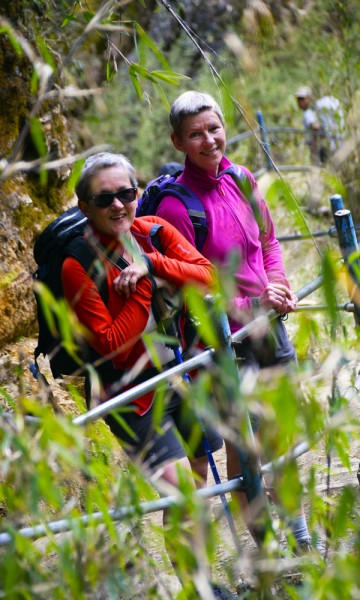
[295,86,313,98]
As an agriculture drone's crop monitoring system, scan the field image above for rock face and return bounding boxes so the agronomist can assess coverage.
[0,170,75,345]
[0,178,43,344]
[0,4,75,347]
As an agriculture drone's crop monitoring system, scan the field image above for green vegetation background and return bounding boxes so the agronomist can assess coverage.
[1,1,360,599]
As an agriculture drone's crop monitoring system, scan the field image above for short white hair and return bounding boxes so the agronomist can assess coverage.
[170,91,225,135]
[75,152,138,200]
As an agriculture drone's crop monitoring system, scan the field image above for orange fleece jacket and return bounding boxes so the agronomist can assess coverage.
[62,215,214,414]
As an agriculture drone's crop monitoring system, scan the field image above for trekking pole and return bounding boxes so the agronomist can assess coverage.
[153,289,242,551]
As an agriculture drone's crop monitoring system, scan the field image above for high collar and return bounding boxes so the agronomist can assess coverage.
[84,217,157,249]
[85,222,124,251]
[180,155,233,188]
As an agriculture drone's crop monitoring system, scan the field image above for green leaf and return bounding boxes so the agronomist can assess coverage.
[150,70,190,85]
[154,82,171,111]
[265,177,309,237]
[0,25,22,55]
[0,387,16,409]
[106,62,116,82]
[321,250,340,326]
[61,14,79,27]
[347,248,360,292]
[30,69,39,95]
[129,63,158,83]
[67,159,85,194]
[128,65,142,99]
[39,168,48,189]
[30,117,47,157]
[36,36,57,71]
[135,24,170,69]
[142,333,163,371]
[34,281,57,337]
[151,385,166,430]
[83,11,95,23]
[184,286,219,349]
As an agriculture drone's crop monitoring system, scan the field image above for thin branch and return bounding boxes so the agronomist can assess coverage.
[0,145,111,182]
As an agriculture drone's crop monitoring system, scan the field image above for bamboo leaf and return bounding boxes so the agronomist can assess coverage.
[30,118,47,157]
[61,14,78,27]
[67,159,85,194]
[0,25,23,55]
[135,24,170,69]
[184,286,219,349]
[129,62,158,83]
[36,36,57,71]
[150,70,190,85]
[83,11,95,23]
[321,250,340,326]
[128,65,142,99]
[106,62,116,82]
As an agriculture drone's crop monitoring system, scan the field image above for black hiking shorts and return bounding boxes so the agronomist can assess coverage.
[105,391,223,470]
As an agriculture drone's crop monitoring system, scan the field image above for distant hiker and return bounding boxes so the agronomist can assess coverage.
[295,85,345,164]
[61,152,229,597]
[155,90,313,552]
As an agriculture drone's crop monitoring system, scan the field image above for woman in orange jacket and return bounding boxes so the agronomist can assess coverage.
[62,151,223,484]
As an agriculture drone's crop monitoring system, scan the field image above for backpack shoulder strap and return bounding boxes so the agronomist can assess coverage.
[66,237,109,305]
[156,182,208,251]
[149,223,163,253]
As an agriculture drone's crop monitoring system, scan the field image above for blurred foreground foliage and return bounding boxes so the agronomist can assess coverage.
[0,257,359,598]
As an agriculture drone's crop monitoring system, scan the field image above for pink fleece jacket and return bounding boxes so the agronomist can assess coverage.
[156,155,290,331]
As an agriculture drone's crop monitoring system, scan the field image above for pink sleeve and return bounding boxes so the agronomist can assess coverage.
[259,200,290,288]
[156,196,197,247]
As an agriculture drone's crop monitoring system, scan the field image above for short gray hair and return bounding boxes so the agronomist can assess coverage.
[75,152,138,200]
[170,91,225,135]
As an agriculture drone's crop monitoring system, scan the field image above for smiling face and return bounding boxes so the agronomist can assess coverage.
[171,109,226,176]
[79,166,137,238]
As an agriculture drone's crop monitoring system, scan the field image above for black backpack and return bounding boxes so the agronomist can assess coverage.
[136,174,209,251]
[32,205,114,380]
[136,164,252,251]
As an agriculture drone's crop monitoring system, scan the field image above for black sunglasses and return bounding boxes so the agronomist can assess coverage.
[88,187,137,208]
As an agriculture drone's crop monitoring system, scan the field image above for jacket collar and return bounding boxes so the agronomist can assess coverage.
[179,155,233,188]
[85,218,157,249]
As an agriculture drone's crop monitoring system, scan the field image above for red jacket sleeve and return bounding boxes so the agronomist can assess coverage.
[141,217,215,288]
[62,257,153,362]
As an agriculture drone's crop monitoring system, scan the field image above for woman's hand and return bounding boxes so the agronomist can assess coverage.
[259,283,298,314]
[114,260,149,298]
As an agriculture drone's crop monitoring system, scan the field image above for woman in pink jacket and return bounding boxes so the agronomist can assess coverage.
[156,91,312,552]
